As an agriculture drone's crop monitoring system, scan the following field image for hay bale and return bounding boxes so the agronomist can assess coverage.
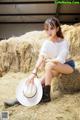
[62,24,80,57]
[0,68,3,77]
[52,68,80,94]
[15,41,35,72]
[0,31,48,73]
[58,68,80,93]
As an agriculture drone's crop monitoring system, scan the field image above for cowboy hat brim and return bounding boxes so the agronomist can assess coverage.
[16,78,43,107]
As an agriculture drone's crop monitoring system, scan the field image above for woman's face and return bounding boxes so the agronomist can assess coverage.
[45,24,58,37]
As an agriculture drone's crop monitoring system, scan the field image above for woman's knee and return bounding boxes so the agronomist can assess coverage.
[67,67,74,74]
[52,70,59,76]
[45,62,54,71]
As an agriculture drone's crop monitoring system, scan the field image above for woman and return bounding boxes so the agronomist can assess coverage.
[4,17,75,106]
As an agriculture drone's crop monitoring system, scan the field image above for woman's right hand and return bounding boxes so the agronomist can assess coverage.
[32,68,37,75]
[26,73,36,85]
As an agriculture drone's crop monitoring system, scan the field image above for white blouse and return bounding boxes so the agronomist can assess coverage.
[39,39,69,64]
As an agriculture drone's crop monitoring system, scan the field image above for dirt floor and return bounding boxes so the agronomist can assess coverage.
[0,72,80,120]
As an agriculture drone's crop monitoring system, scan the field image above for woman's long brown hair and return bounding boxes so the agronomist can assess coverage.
[44,17,64,39]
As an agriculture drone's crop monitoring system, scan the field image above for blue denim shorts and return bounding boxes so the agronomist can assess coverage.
[64,60,75,69]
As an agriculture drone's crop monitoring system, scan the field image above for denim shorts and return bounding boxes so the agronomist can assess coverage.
[64,60,75,69]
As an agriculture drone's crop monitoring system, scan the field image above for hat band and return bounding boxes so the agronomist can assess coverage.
[23,87,37,98]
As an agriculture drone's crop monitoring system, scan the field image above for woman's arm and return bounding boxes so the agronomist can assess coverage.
[27,55,45,83]
[32,55,45,75]
[32,40,48,75]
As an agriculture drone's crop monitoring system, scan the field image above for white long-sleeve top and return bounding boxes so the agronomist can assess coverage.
[39,39,69,64]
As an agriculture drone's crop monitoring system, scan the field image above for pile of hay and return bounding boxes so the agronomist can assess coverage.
[0,24,80,94]
[61,24,80,56]
[0,31,48,74]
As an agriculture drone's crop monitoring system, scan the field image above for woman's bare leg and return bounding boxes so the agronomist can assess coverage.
[40,61,74,87]
[44,61,74,85]
[40,76,45,85]
[44,62,59,85]
[40,62,59,86]
[45,68,53,85]
[40,61,74,103]
[45,61,74,74]
[40,70,59,85]
[40,62,60,102]
[52,62,74,74]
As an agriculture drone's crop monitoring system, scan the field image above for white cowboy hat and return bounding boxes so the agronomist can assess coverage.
[16,77,43,107]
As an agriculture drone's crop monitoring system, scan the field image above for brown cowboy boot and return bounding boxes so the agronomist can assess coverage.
[40,85,51,103]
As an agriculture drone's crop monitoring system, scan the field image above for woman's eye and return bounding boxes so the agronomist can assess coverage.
[50,27,54,30]
[45,28,48,31]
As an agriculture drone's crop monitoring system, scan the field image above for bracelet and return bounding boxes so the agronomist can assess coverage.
[32,72,38,78]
